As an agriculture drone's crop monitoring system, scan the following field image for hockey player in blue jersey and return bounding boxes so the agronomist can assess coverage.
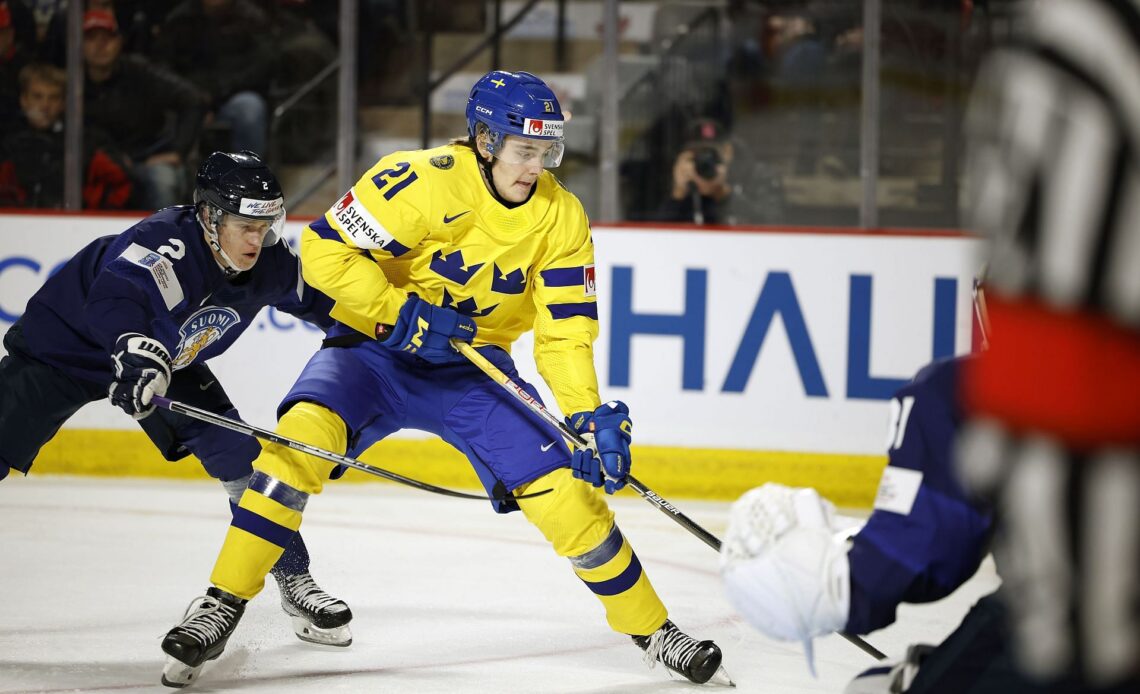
[0,151,354,652]
[721,355,1000,691]
[722,280,1134,693]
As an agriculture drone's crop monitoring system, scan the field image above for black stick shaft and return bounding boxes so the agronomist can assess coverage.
[450,340,887,661]
[150,395,546,502]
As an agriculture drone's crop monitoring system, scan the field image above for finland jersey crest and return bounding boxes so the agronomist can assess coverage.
[172,306,242,368]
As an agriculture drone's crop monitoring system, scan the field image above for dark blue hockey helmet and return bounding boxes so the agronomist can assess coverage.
[465,70,565,167]
[194,150,285,248]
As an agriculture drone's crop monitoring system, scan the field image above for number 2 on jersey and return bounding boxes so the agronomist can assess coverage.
[157,238,186,260]
[372,162,419,201]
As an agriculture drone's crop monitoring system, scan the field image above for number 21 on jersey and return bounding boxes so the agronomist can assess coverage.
[372,162,419,201]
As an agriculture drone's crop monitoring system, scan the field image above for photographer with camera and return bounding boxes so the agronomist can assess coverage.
[655,118,783,225]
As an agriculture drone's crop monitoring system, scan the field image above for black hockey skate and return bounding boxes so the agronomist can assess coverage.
[273,569,353,646]
[633,620,733,685]
[161,587,246,688]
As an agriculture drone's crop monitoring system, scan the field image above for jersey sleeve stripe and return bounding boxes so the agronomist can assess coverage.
[309,217,344,243]
[384,238,412,257]
[541,266,586,287]
[548,302,598,320]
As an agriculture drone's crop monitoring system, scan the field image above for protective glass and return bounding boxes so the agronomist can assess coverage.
[217,208,286,247]
[489,132,565,168]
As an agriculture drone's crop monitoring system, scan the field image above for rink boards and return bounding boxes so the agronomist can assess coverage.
[0,213,981,506]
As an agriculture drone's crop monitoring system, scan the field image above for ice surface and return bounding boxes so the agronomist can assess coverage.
[0,476,1000,693]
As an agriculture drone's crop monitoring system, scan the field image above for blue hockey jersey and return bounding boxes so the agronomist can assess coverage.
[19,206,333,385]
[845,356,995,635]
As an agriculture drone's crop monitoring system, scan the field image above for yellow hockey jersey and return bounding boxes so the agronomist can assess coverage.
[301,143,601,416]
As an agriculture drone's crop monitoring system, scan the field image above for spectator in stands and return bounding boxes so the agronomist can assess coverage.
[1,2,33,135]
[0,62,132,208]
[3,0,35,47]
[157,0,275,157]
[655,118,784,225]
[82,8,207,210]
[41,1,176,68]
[27,1,62,39]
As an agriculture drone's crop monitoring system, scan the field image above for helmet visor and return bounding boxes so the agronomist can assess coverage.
[234,194,285,245]
[214,208,286,247]
[491,133,565,168]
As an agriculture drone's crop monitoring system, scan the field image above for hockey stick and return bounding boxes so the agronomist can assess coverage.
[450,340,888,661]
[151,395,549,502]
[449,341,722,548]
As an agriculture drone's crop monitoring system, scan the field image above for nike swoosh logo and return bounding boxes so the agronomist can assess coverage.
[443,210,471,224]
[199,381,215,391]
[540,441,557,452]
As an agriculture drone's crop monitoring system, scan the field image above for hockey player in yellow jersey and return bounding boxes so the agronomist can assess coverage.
[160,70,726,687]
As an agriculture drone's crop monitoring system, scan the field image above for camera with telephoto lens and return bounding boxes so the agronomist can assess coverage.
[692,146,723,181]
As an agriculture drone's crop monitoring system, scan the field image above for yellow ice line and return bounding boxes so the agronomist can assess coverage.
[30,430,887,508]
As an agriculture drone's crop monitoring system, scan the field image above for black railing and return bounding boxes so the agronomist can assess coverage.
[419,0,549,148]
[264,57,341,210]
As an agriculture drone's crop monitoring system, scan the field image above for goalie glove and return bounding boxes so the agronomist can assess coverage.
[720,483,851,673]
[108,333,172,419]
[567,401,632,494]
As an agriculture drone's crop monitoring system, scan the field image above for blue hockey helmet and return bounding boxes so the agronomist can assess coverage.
[465,70,565,167]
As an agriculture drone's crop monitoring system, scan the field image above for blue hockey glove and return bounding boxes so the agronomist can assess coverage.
[381,294,476,364]
[567,401,632,494]
[108,333,172,419]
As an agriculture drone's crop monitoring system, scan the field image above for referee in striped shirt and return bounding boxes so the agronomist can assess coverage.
[961,0,1140,691]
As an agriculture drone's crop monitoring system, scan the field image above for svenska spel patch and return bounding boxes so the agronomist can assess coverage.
[583,264,596,296]
[522,118,564,138]
[330,187,396,250]
[334,189,354,211]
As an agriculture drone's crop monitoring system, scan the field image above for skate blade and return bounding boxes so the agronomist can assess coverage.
[291,616,352,647]
[160,655,202,688]
[708,664,736,687]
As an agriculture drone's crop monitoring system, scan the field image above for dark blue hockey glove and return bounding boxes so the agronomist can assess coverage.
[108,333,172,419]
[381,294,477,364]
[567,401,632,494]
